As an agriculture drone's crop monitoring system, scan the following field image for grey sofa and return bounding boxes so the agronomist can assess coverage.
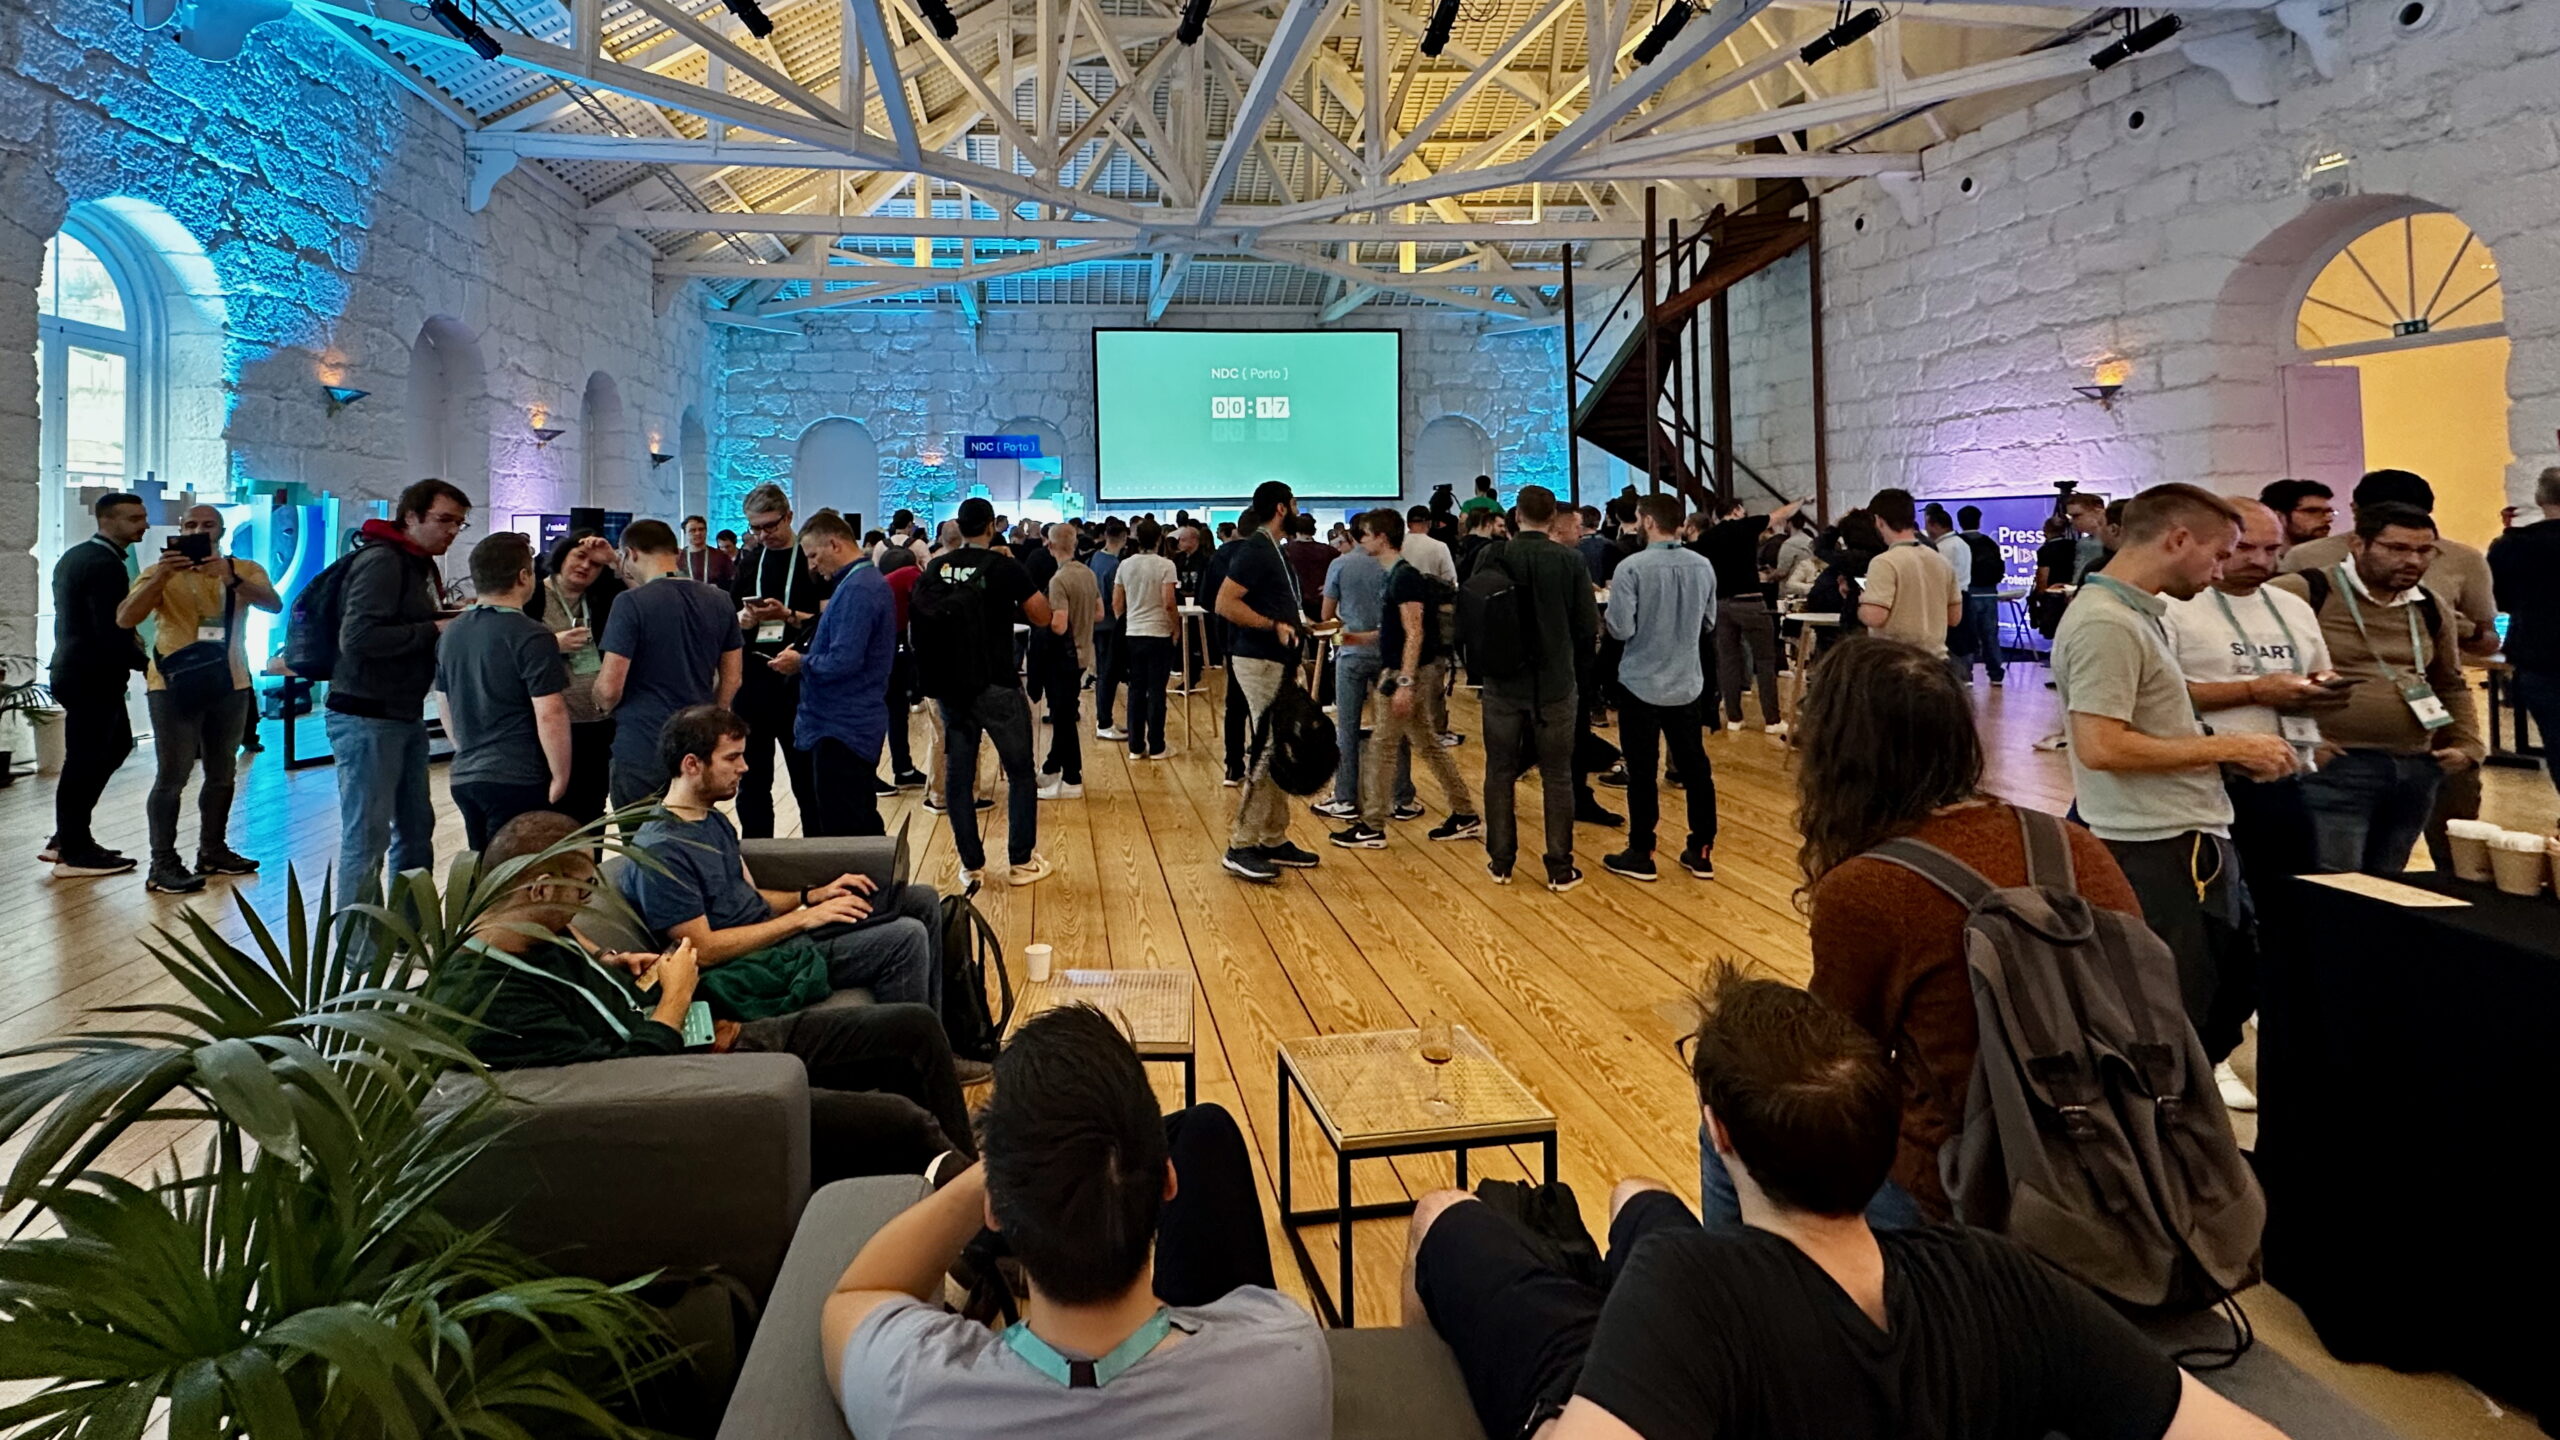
[428,835,903,1303]
[719,1177,2417,1440]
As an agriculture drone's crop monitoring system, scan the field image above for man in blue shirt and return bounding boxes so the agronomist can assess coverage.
[1088,518,1127,736]
[787,510,897,836]
[1312,537,1415,822]
[1602,495,1720,882]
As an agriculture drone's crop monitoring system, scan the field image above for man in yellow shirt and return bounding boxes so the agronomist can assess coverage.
[117,505,282,894]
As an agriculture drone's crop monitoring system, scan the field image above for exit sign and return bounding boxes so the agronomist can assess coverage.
[2392,318,2432,337]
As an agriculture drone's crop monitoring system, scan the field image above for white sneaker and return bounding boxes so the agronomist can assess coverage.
[1097,725,1128,741]
[1724,720,1745,732]
[1762,721,1790,739]
[959,868,985,892]
[2032,731,2069,752]
[1008,853,1054,886]
[1037,779,1084,800]
[2215,1061,2258,1113]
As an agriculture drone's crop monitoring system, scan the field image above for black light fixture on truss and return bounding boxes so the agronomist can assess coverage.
[916,0,960,40]
[426,0,503,60]
[1175,0,1213,45]
[720,0,775,39]
[1631,0,1692,65]
[2090,9,2183,69]
[1420,0,1462,56]
[1798,4,1883,65]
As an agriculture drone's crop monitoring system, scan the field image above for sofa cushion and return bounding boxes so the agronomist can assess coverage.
[1327,1328,1489,1440]
[718,1175,929,1440]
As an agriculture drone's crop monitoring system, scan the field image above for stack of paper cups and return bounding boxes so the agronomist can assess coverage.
[2486,830,2549,897]
[2443,820,2499,882]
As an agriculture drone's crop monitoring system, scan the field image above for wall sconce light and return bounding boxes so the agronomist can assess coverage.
[2072,383,2125,409]
[321,385,370,415]
[650,451,676,467]
[530,421,568,446]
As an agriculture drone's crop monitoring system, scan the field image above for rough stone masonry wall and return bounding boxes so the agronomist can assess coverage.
[1730,0,2560,515]
[0,0,713,657]
[711,306,1568,525]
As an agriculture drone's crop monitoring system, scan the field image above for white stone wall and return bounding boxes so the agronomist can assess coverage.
[0,0,712,655]
[1732,0,2560,515]
[711,306,1572,525]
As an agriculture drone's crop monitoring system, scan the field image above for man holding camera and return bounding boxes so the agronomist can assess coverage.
[118,505,281,894]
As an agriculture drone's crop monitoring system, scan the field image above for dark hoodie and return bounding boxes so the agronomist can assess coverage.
[326,518,445,721]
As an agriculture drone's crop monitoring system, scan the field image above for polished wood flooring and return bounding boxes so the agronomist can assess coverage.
[1,667,2547,1437]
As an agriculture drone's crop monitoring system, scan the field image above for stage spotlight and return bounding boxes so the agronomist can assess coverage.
[720,0,775,38]
[1798,6,1883,65]
[427,0,504,60]
[1420,0,1461,57]
[2090,12,2183,69]
[1631,1,1692,66]
[1175,0,1212,45]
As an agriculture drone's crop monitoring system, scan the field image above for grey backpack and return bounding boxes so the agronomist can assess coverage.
[1866,808,2265,1314]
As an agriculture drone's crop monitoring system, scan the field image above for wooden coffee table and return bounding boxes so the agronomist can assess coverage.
[1277,1027,1558,1327]
[1012,969,1198,1106]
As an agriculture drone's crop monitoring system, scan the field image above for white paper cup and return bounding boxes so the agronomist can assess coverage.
[1024,943,1054,983]
[2487,832,2548,898]
[2444,821,2497,883]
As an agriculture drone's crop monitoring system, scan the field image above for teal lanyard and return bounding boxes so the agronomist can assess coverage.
[1003,1310,1175,1389]
[2332,563,2428,687]
[2211,588,2302,677]
[754,543,797,613]
[2084,573,2170,647]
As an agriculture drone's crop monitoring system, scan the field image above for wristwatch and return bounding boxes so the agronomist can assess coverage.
[1378,672,1408,694]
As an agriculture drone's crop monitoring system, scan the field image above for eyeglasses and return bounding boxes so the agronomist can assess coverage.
[747,514,788,535]
[425,509,472,532]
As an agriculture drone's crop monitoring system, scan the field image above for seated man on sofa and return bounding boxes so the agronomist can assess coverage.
[820,1005,1329,1438]
[626,705,944,1015]
[1403,964,2291,1440]
[452,809,973,1179]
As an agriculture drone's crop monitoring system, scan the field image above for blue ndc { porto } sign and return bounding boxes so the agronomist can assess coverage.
[964,434,1044,460]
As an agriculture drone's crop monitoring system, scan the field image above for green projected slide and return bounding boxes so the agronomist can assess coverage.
[1092,329,1402,502]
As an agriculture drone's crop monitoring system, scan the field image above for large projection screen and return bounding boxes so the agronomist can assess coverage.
[1092,328,1402,503]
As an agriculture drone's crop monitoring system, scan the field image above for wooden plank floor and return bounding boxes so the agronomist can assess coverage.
[1,666,2546,1437]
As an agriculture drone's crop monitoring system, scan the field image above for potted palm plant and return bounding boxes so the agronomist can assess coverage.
[0,655,51,787]
[0,839,684,1438]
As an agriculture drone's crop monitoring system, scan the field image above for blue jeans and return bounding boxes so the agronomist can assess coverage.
[1331,644,1412,809]
[2299,748,2442,876]
[1953,592,2006,681]
[805,886,939,1011]
[939,683,1038,870]
[1699,1125,1924,1230]
[325,710,436,906]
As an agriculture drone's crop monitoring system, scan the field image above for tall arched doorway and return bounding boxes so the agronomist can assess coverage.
[579,371,633,509]
[1410,414,1492,510]
[793,418,880,529]
[2291,211,2510,547]
[407,317,490,497]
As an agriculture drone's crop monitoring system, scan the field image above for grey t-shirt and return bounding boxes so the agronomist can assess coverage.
[600,575,743,770]
[435,605,567,789]
[838,1287,1330,1440]
[2054,576,2233,843]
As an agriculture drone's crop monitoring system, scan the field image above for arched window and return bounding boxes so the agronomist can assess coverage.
[36,217,160,655]
[2293,211,2504,360]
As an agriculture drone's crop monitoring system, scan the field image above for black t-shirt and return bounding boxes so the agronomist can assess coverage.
[926,546,1038,670]
[1701,517,1769,600]
[2033,537,2079,587]
[1378,560,1448,670]
[1576,1226,2181,1440]
[729,539,823,656]
[1221,531,1304,663]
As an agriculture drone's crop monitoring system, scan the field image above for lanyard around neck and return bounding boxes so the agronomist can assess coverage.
[2333,562,2428,685]
[1003,1309,1175,1388]
[2211,588,2301,677]
[757,544,797,612]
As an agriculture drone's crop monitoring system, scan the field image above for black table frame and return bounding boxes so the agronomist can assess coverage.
[1276,1052,1558,1329]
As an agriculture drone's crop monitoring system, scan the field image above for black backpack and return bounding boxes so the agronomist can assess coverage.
[935,889,1015,1062]
[910,558,998,703]
[2292,565,2445,643]
[1458,552,1534,681]
[283,541,389,681]
[1248,669,1340,796]
[1397,561,1463,652]
[1962,532,2006,590]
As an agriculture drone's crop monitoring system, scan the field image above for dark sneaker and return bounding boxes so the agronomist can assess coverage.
[1679,847,1717,880]
[1263,841,1320,868]
[892,769,929,789]
[1602,849,1657,882]
[1545,866,1586,894]
[1391,800,1427,822]
[1429,813,1482,841]
[1573,800,1624,827]
[952,1057,995,1086]
[1664,771,1687,790]
[921,795,948,815]
[874,776,900,797]
[1330,823,1388,849]
[146,860,206,894]
[52,848,138,879]
[195,848,260,876]
[1595,762,1631,789]
[1486,861,1514,885]
[1224,847,1281,883]
[38,837,59,863]
[1309,797,1360,820]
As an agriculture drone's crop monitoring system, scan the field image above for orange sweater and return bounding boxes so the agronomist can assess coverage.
[1807,801,2141,1220]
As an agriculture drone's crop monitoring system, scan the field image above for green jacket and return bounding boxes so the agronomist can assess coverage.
[445,936,684,1071]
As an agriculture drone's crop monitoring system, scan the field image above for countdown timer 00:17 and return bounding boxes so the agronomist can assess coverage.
[1208,396,1292,419]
